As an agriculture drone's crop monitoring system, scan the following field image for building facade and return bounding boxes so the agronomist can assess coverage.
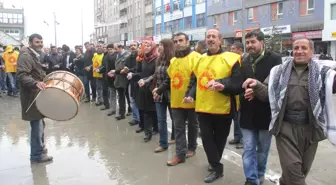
[0,7,25,42]
[94,0,154,45]
[154,0,207,43]
[207,0,326,54]
[322,0,336,59]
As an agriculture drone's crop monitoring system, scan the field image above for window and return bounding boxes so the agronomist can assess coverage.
[332,3,336,20]
[196,0,205,3]
[184,0,192,7]
[184,16,192,29]
[164,3,170,13]
[156,7,162,15]
[3,13,8,23]
[233,11,238,23]
[196,13,205,27]
[277,2,283,19]
[173,0,180,11]
[213,15,217,25]
[156,23,161,35]
[307,0,314,14]
[248,8,253,20]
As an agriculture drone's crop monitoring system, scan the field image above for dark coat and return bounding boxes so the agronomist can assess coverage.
[73,55,85,76]
[114,51,132,89]
[239,51,282,130]
[62,51,76,70]
[99,52,117,87]
[84,49,95,77]
[128,52,138,98]
[134,57,158,111]
[17,47,46,121]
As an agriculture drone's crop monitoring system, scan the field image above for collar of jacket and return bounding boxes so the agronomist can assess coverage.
[28,47,40,58]
[175,47,191,58]
[207,47,223,56]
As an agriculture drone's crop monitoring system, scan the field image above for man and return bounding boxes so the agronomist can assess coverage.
[239,30,282,185]
[91,41,105,106]
[2,45,19,96]
[98,44,118,114]
[185,29,242,183]
[16,33,53,163]
[195,40,207,54]
[47,46,63,73]
[126,41,140,126]
[153,32,199,166]
[62,45,76,72]
[83,42,96,102]
[109,44,132,120]
[243,38,336,185]
[228,42,247,149]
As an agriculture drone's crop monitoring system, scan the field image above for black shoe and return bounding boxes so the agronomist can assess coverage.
[244,179,258,185]
[115,115,125,120]
[236,142,244,149]
[107,111,116,116]
[128,120,139,126]
[100,106,109,110]
[136,127,144,133]
[91,98,96,102]
[204,172,223,183]
[228,139,240,145]
[144,135,152,142]
[95,102,103,106]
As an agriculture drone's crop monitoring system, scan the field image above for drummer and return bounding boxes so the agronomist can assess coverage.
[16,33,53,163]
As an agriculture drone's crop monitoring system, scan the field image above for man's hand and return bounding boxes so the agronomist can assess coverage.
[127,72,133,80]
[138,79,145,87]
[0,65,5,69]
[85,66,90,71]
[183,96,194,104]
[244,88,255,101]
[242,78,257,89]
[123,67,129,73]
[206,80,224,91]
[36,81,46,90]
[54,64,60,68]
[107,71,115,78]
[95,68,100,73]
[152,88,159,100]
[13,63,17,66]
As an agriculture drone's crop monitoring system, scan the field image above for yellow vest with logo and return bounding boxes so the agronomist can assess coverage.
[92,53,104,78]
[194,52,241,114]
[167,51,201,109]
[2,51,19,73]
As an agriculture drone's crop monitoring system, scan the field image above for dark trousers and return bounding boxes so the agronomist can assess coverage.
[277,121,318,185]
[198,113,232,174]
[84,75,96,100]
[116,88,126,116]
[139,109,157,136]
[172,108,198,159]
[125,84,131,111]
[102,80,109,108]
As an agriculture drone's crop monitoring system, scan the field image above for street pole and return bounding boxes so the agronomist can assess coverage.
[81,8,84,47]
[54,12,57,46]
[241,0,246,52]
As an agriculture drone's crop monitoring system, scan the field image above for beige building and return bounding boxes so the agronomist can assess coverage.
[94,0,154,45]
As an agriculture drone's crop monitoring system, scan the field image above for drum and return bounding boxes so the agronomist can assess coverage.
[35,70,84,121]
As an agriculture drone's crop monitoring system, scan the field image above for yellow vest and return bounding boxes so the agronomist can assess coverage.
[92,53,104,78]
[2,51,19,73]
[194,52,241,114]
[167,51,201,109]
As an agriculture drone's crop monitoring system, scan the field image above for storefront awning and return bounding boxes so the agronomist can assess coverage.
[291,21,324,32]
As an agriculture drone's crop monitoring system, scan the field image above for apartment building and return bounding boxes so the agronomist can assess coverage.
[154,0,207,43]
[94,0,154,45]
[207,0,327,54]
[322,0,336,59]
[0,6,25,42]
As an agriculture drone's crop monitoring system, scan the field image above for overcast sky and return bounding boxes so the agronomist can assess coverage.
[3,0,94,49]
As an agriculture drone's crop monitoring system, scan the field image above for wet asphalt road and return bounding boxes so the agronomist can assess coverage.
[0,95,335,185]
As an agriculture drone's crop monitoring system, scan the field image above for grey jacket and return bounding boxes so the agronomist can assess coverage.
[114,51,131,89]
[17,47,46,121]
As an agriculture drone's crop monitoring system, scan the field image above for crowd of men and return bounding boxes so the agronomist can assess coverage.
[8,28,336,185]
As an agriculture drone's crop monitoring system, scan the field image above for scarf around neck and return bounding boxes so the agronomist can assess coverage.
[175,47,191,58]
[268,58,336,145]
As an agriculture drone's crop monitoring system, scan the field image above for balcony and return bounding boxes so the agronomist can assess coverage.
[145,4,153,14]
[120,8,127,17]
[119,0,127,10]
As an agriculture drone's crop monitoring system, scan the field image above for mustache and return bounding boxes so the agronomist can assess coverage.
[207,40,215,44]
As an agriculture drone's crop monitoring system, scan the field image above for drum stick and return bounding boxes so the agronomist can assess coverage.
[25,91,42,113]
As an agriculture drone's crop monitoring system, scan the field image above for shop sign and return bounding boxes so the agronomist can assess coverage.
[235,27,259,38]
[292,30,322,40]
[261,25,291,35]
